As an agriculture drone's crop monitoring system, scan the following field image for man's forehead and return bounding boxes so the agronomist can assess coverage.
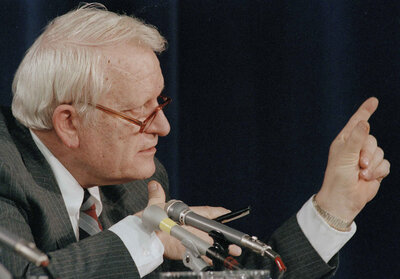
[100,44,164,106]
[103,45,159,82]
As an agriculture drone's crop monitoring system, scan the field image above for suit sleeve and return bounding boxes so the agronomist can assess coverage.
[0,163,147,279]
[0,157,176,279]
[240,215,339,279]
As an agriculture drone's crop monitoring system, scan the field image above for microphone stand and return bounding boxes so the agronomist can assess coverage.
[0,227,55,279]
[180,230,243,272]
[207,230,243,271]
[181,239,211,272]
[181,231,243,272]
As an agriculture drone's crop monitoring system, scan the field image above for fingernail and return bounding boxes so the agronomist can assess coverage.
[231,245,242,255]
[235,246,242,255]
[362,157,369,167]
[361,169,369,179]
[149,182,158,192]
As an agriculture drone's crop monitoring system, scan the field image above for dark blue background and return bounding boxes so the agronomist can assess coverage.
[1,1,399,278]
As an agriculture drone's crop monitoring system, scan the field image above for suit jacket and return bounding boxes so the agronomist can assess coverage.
[0,107,338,279]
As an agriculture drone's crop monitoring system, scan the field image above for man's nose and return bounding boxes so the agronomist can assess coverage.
[146,110,170,136]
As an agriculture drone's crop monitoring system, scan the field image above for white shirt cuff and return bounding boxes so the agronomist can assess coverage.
[109,215,164,278]
[296,195,356,263]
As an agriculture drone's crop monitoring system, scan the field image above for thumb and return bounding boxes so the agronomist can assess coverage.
[344,120,370,154]
[147,180,166,206]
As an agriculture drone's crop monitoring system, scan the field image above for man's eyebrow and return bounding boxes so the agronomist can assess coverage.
[133,85,165,109]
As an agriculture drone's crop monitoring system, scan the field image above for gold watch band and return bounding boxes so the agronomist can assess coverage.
[312,195,352,232]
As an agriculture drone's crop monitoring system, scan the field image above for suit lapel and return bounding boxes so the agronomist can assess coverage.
[20,135,77,249]
[4,109,77,248]
[99,180,148,229]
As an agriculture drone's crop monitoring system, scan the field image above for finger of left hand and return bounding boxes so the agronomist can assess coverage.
[359,135,378,169]
[360,147,389,181]
[337,97,378,141]
[370,159,390,182]
[342,120,370,155]
[229,244,242,256]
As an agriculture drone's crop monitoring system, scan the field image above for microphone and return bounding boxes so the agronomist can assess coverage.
[142,205,242,271]
[0,226,49,267]
[164,200,286,272]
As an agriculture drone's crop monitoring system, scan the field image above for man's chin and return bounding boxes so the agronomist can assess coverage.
[127,162,156,181]
[101,159,156,185]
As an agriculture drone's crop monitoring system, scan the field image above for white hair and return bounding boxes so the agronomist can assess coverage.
[12,3,166,129]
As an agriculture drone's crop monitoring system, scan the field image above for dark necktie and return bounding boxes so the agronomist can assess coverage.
[79,189,103,240]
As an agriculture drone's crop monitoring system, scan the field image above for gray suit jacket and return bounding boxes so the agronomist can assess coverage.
[0,107,338,279]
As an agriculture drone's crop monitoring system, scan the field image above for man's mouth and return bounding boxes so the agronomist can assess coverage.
[139,146,157,154]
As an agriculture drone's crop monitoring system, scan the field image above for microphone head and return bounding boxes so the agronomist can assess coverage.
[164,199,181,212]
[142,205,168,231]
[164,200,189,221]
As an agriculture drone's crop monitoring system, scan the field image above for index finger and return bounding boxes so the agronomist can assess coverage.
[337,97,378,140]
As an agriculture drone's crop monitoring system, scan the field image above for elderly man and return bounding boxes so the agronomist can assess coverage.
[0,3,390,279]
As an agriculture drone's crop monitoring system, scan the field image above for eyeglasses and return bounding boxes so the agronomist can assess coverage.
[94,95,171,133]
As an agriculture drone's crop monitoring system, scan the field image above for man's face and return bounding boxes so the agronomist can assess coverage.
[77,44,170,185]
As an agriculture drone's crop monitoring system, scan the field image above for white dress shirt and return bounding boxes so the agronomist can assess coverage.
[30,130,163,278]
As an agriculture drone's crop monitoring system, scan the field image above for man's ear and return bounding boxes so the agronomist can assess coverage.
[52,105,80,148]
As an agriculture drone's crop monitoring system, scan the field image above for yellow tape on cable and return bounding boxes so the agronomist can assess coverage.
[159,218,177,234]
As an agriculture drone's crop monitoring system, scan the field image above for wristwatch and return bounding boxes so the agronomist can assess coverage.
[312,195,353,232]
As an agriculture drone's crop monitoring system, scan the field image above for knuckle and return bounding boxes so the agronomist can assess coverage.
[377,147,384,158]
[367,135,377,147]
[385,159,391,171]
[377,160,390,177]
[363,135,378,155]
[329,138,342,153]
[357,120,369,132]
